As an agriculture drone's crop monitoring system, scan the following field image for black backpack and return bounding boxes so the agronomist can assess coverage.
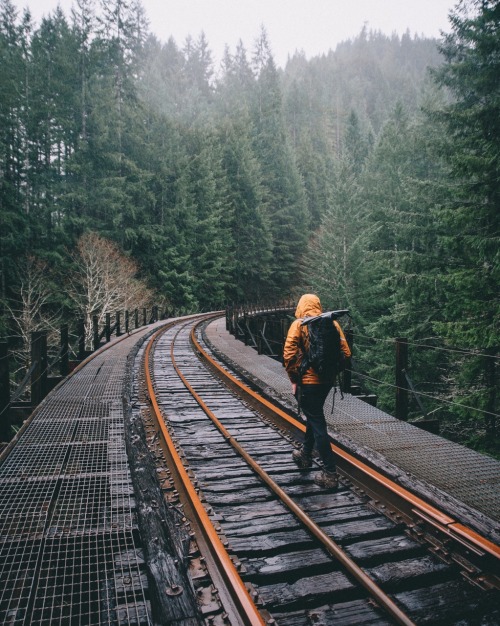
[298,310,349,384]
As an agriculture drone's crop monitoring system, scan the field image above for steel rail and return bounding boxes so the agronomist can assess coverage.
[191,321,500,568]
[144,322,265,626]
[173,323,417,626]
[0,313,214,465]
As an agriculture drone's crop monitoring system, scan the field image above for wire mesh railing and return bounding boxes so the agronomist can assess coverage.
[226,303,499,451]
[0,306,169,444]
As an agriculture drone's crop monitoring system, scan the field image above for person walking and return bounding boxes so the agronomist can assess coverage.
[283,293,351,489]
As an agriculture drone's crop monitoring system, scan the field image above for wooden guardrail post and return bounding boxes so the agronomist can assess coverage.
[77,319,86,361]
[143,308,147,326]
[344,329,353,393]
[395,337,409,420]
[31,331,48,406]
[93,316,100,351]
[485,352,496,437]
[0,342,10,441]
[60,325,69,377]
[243,314,249,346]
[116,311,121,337]
[260,317,266,354]
[134,308,139,329]
[105,313,111,343]
[125,310,129,333]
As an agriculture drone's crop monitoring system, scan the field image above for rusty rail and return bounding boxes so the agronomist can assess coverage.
[192,319,500,582]
[144,321,265,626]
[185,327,417,625]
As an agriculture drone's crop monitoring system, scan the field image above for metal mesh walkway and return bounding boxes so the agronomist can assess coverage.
[0,327,160,626]
[2,314,498,625]
[205,317,500,540]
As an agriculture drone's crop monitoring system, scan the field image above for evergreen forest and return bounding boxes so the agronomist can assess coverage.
[0,0,498,454]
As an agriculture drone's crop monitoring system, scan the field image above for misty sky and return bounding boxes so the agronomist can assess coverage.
[12,0,458,68]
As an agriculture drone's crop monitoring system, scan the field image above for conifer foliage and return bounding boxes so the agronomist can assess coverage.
[0,0,497,452]
[430,0,500,438]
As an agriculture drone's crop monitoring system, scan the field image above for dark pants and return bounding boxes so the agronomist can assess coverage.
[300,384,336,473]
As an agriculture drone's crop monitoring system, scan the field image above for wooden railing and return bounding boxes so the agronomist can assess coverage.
[0,306,167,443]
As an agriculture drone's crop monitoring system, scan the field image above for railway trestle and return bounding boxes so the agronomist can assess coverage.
[0,313,498,625]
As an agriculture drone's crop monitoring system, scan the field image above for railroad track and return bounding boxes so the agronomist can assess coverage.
[136,315,500,625]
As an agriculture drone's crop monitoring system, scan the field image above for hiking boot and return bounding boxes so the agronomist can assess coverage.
[292,447,313,469]
[313,470,338,489]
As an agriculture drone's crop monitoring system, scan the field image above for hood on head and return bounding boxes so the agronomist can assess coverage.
[295,294,322,319]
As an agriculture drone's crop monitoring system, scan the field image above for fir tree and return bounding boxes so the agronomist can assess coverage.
[430,0,500,441]
[0,0,30,318]
[219,117,272,301]
[351,104,449,415]
[251,27,308,294]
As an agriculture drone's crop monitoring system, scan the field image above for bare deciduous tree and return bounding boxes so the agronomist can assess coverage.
[7,257,61,385]
[69,232,155,344]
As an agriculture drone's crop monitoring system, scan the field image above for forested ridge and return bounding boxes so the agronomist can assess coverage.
[0,0,498,453]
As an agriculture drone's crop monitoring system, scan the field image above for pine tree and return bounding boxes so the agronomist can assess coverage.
[302,154,367,312]
[61,0,97,230]
[138,35,186,118]
[219,117,272,301]
[251,27,308,294]
[215,39,254,118]
[352,104,449,415]
[183,128,235,309]
[344,110,370,175]
[430,0,500,441]
[137,113,198,310]
[0,1,33,324]
[27,8,80,253]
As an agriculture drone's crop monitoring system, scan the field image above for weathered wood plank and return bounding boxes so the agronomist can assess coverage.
[268,470,326,488]
[174,424,279,439]
[236,432,285,443]
[298,503,378,525]
[199,477,266,493]
[321,516,398,544]
[282,482,342,497]
[366,555,452,590]
[177,444,241,460]
[260,461,307,474]
[295,491,366,511]
[238,442,295,455]
[222,512,300,536]
[259,570,357,609]
[221,420,271,428]
[395,580,500,624]
[189,456,247,470]
[345,534,424,564]
[242,548,335,580]
[228,528,314,555]
[271,598,392,626]
[201,486,273,505]
[166,412,212,422]
[196,466,254,480]
[217,500,290,523]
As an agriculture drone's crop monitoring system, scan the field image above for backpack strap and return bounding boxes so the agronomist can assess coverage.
[297,319,310,379]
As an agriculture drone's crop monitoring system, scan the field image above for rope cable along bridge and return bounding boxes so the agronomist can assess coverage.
[0,312,498,625]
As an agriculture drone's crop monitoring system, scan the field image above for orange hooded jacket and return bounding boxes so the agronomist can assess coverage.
[283,293,351,385]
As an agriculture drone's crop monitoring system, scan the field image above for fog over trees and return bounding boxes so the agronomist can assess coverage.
[0,0,498,453]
